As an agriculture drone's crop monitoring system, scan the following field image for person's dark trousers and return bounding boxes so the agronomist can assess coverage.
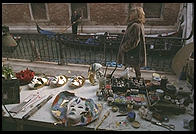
[133,64,141,80]
[72,24,78,34]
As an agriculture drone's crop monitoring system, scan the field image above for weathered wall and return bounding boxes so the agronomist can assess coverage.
[145,3,181,26]
[89,3,128,25]
[2,4,31,25]
[47,3,69,26]
[2,3,181,26]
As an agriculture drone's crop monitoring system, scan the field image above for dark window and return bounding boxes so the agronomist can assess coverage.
[71,3,88,19]
[30,3,47,20]
[143,3,163,18]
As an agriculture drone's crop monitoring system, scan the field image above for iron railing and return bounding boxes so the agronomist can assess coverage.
[2,33,184,72]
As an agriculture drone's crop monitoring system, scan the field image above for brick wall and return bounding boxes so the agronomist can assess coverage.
[2,3,181,29]
[145,3,181,26]
[2,4,31,25]
[47,3,69,26]
[89,3,128,25]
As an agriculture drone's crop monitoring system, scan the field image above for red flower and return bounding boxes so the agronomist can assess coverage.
[16,68,35,84]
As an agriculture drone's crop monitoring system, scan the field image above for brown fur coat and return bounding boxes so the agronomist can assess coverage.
[117,19,146,67]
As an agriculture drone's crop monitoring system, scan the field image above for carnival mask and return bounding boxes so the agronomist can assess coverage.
[69,75,85,88]
[66,97,87,124]
[49,75,68,88]
[51,91,102,126]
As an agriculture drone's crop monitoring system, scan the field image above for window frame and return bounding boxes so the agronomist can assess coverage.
[69,3,90,21]
[29,3,50,22]
[143,3,164,21]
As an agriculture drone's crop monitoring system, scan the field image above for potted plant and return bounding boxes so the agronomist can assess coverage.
[2,65,20,104]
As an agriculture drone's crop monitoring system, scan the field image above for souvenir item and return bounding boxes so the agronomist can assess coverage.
[156,89,164,98]
[166,84,177,94]
[98,77,106,90]
[88,71,96,85]
[88,63,104,85]
[111,106,118,112]
[96,90,103,101]
[152,73,161,81]
[95,111,110,130]
[160,76,168,90]
[107,97,114,106]
[108,89,114,97]
[152,112,165,122]
[126,89,131,96]
[150,120,175,131]
[131,121,140,128]
[127,111,136,122]
[9,93,36,113]
[138,106,152,121]
[69,75,85,89]
[49,75,68,88]
[119,68,130,79]
[22,95,53,120]
[28,76,48,90]
[51,91,102,126]
[111,77,145,93]
[127,103,133,112]
[164,95,171,101]
[113,95,127,113]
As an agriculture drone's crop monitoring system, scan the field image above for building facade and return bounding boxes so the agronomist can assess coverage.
[2,3,182,34]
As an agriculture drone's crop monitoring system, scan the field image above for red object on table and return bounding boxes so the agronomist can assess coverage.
[16,68,35,85]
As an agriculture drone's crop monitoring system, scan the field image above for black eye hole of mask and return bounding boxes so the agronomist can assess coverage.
[78,77,82,80]
[78,106,84,109]
[85,107,89,111]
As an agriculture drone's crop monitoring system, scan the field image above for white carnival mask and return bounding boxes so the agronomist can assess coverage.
[51,91,101,126]
[66,97,87,124]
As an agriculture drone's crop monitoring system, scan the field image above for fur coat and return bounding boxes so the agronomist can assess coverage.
[117,19,146,67]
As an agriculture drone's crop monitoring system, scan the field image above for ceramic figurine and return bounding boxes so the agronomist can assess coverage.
[99,77,106,90]
[88,63,104,85]
[96,90,103,101]
[126,89,131,96]
[108,89,114,97]
[127,111,136,122]
[107,97,114,106]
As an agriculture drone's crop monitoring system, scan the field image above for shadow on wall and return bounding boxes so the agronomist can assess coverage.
[171,42,194,77]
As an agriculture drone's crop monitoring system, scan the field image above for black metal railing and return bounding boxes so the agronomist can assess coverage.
[2,33,184,72]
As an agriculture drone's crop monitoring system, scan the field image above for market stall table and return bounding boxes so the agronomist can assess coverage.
[2,79,193,131]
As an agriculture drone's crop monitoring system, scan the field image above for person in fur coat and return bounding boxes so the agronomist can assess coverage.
[117,7,147,80]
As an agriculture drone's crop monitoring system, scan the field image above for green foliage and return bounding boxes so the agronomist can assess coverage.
[2,65,15,80]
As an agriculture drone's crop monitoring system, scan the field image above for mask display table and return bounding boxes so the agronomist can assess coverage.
[2,77,193,131]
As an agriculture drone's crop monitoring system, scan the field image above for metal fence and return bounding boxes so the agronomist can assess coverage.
[2,33,184,72]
